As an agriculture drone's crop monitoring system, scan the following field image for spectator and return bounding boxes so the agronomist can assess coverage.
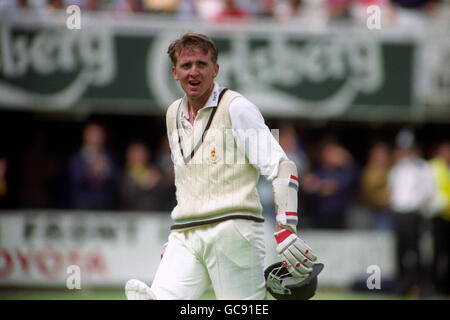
[360,141,393,230]
[272,0,303,22]
[389,0,441,28]
[325,0,353,21]
[0,0,46,13]
[18,0,31,8]
[428,140,450,296]
[120,141,163,211]
[278,123,309,175]
[302,138,360,229]
[48,0,63,9]
[176,0,196,20]
[388,128,436,297]
[260,0,276,17]
[112,0,142,13]
[194,0,224,21]
[67,122,120,210]
[214,0,249,22]
[81,0,101,10]
[142,0,178,13]
[235,0,266,16]
[271,0,329,27]
[73,0,114,10]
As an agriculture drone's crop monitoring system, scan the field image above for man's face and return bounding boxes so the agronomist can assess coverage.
[172,47,219,103]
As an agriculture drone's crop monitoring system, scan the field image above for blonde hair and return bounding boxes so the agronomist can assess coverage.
[167,32,218,66]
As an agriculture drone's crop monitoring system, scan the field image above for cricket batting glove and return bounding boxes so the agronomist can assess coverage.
[274,228,317,278]
[273,160,317,278]
[272,160,300,234]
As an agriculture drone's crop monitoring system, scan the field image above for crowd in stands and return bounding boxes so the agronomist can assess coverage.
[1,120,448,227]
[0,122,448,225]
[0,0,447,27]
[0,123,449,220]
[62,121,177,212]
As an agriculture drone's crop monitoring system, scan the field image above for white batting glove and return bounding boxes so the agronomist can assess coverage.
[274,228,317,278]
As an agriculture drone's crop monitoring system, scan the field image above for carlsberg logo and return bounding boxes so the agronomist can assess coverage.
[0,25,115,109]
[0,26,384,115]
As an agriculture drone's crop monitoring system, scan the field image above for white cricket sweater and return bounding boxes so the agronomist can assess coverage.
[166,89,264,230]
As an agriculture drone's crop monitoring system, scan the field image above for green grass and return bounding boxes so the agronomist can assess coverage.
[0,287,410,300]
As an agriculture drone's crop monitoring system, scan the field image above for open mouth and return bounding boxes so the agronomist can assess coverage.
[188,80,201,87]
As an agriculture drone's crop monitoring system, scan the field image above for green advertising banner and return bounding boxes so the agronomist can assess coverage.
[0,13,435,120]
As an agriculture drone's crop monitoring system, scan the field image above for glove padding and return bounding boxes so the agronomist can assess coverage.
[274,229,317,278]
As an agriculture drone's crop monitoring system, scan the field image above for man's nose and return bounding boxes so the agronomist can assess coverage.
[189,65,200,76]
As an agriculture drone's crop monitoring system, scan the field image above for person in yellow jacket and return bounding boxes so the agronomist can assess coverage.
[428,140,450,296]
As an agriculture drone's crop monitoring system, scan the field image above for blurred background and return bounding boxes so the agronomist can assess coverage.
[0,0,449,300]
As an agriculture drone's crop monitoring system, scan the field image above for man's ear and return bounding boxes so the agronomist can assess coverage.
[172,66,178,81]
[213,64,219,78]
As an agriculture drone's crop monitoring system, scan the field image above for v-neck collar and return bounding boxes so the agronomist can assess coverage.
[179,82,221,122]
[176,88,228,164]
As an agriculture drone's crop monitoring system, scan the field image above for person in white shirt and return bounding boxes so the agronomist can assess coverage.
[125,32,318,300]
[388,128,435,296]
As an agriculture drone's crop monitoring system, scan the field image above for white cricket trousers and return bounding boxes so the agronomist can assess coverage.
[150,219,267,300]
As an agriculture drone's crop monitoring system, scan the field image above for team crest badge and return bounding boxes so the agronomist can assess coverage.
[210,147,218,164]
